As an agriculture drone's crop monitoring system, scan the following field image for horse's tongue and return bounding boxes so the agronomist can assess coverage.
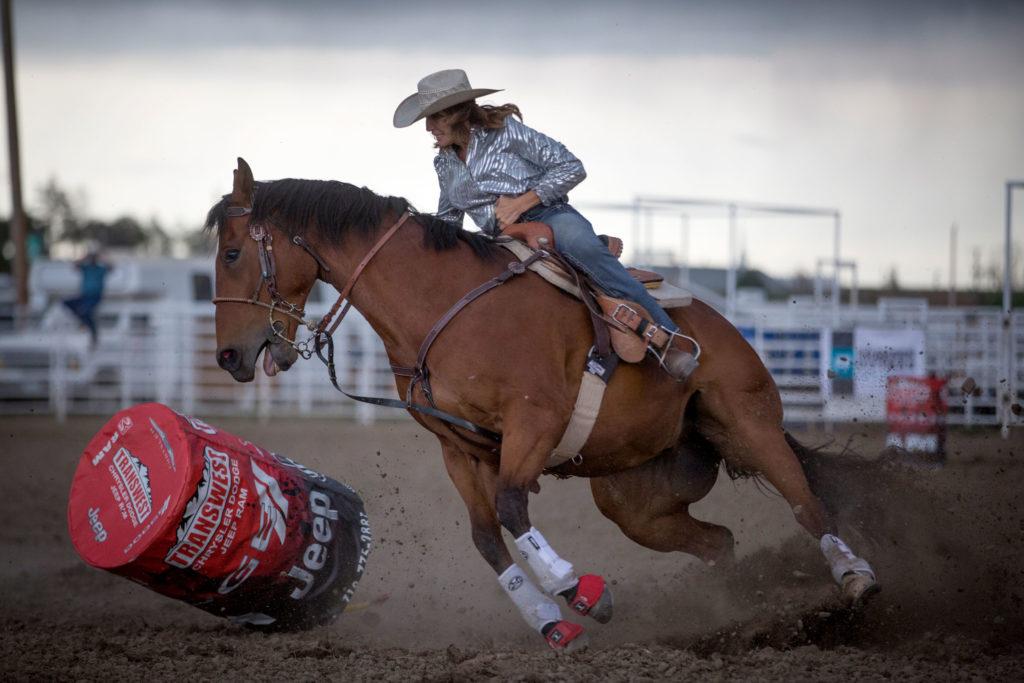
[263,347,279,377]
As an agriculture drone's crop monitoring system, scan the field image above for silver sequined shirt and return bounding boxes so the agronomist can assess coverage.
[433,117,586,234]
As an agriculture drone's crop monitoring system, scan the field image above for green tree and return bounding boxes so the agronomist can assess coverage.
[883,266,901,292]
[34,179,174,255]
[37,177,81,245]
[182,227,215,256]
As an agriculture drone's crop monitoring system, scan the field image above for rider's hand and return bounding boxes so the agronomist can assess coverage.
[495,196,524,229]
[495,191,541,229]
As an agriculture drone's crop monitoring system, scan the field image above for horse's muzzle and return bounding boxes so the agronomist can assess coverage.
[217,347,242,373]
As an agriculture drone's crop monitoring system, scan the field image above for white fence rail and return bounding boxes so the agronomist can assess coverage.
[1,298,1021,428]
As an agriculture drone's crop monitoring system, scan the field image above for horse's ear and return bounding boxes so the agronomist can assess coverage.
[232,157,254,204]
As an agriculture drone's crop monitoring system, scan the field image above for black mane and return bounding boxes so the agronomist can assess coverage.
[204,178,497,259]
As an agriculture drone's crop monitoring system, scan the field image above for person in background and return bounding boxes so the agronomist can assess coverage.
[63,247,112,349]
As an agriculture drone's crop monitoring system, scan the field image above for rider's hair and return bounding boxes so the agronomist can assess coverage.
[432,100,522,152]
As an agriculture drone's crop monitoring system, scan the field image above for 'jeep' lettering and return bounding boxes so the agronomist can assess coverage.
[88,507,108,542]
[164,447,232,569]
[312,515,330,543]
[304,543,326,571]
[287,489,338,600]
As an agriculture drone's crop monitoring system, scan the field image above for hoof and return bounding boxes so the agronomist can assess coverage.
[565,574,614,624]
[842,571,881,609]
[542,620,588,652]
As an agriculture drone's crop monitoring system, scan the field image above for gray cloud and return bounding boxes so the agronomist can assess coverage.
[14,0,1024,80]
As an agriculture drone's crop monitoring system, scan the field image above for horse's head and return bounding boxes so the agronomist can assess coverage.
[210,158,320,382]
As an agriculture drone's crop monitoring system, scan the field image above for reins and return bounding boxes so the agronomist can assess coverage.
[213,206,517,446]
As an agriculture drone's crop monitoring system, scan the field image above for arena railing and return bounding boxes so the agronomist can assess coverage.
[0,298,1020,429]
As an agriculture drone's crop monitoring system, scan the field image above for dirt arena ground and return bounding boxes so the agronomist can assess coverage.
[2,415,1022,680]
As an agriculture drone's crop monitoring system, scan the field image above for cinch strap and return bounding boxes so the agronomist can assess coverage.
[547,348,617,468]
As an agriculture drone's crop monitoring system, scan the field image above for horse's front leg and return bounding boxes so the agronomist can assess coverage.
[494,412,613,648]
[438,437,571,648]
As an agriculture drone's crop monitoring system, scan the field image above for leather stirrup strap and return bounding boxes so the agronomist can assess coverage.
[546,250,613,357]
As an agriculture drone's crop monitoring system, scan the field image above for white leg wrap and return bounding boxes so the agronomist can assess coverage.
[514,527,578,595]
[498,564,562,633]
[820,534,875,585]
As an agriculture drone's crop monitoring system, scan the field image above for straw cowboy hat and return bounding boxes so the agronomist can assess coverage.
[393,69,501,128]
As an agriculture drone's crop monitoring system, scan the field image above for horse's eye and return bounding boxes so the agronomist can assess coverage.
[223,248,240,263]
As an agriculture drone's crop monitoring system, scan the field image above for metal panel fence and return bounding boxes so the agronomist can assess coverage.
[732,303,1023,426]
[1,298,1021,428]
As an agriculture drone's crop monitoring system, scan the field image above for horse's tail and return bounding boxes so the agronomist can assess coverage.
[784,430,883,529]
[784,430,840,518]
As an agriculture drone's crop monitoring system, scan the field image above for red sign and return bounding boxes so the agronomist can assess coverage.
[885,376,948,454]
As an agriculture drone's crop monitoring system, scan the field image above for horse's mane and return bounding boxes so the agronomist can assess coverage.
[204,178,498,260]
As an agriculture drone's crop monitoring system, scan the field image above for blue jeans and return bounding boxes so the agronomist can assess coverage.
[519,203,679,332]
[64,294,101,343]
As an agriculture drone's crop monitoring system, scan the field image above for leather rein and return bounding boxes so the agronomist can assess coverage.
[211,206,541,446]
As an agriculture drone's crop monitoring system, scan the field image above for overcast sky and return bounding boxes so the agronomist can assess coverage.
[3,0,1023,286]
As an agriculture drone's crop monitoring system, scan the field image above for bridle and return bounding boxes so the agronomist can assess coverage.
[211,203,409,360]
[212,206,316,358]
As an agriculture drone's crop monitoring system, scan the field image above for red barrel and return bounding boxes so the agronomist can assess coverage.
[67,403,372,629]
[885,375,948,463]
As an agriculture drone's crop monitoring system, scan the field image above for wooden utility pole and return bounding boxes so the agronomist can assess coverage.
[2,0,27,311]
[948,222,957,307]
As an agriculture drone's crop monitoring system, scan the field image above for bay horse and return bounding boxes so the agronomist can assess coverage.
[209,158,877,650]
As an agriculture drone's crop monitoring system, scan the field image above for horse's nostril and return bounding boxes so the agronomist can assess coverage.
[217,348,240,371]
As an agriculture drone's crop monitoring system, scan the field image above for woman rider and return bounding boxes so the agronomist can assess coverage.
[393,69,697,380]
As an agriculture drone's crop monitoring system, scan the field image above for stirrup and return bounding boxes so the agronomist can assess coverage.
[650,328,701,381]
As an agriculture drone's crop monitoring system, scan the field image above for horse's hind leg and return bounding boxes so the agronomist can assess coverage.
[696,386,878,605]
[590,437,735,565]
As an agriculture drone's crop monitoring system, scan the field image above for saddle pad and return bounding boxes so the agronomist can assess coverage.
[496,238,692,309]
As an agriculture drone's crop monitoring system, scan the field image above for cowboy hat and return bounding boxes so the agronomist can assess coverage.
[393,69,501,128]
